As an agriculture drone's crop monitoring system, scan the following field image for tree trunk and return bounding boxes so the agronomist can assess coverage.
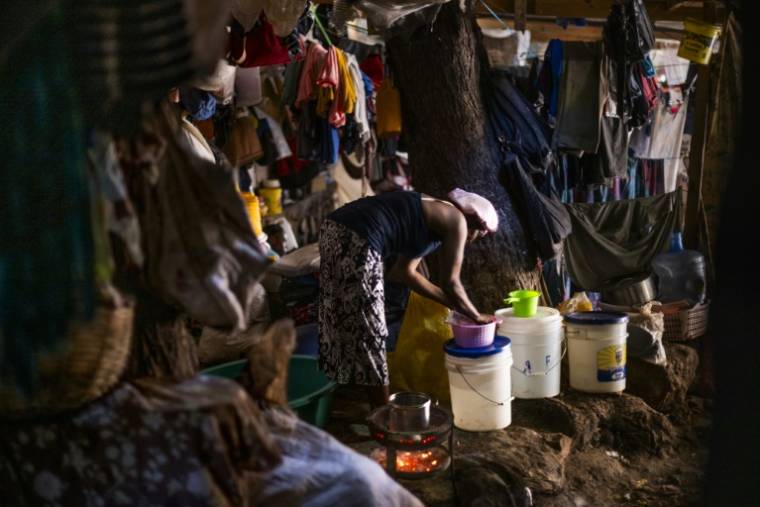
[124,288,200,381]
[387,1,538,311]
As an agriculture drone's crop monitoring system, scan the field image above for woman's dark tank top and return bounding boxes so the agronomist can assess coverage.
[327,191,442,260]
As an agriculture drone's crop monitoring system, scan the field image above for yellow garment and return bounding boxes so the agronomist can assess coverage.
[387,292,452,403]
[335,48,356,116]
[376,77,402,137]
[316,87,334,117]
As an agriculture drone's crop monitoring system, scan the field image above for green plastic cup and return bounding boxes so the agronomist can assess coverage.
[503,290,541,318]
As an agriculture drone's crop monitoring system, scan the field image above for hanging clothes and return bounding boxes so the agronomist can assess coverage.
[179,87,217,121]
[347,54,371,142]
[630,96,689,160]
[552,41,604,154]
[229,15,291,68]
[603,0,657,129]
[538,39,564,121]
[254,107,293,161]
[296,41,329,108]
[315,46,340,117]
[490,71,554,172]
[282,59,304,107]
[360,54,385,89]
[329,48,357,128]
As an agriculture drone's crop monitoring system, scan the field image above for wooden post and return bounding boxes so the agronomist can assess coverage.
[514,0,527,31]
[684,1,718,249]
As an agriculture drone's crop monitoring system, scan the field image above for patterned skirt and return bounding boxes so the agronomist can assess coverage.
[318,220,389,386]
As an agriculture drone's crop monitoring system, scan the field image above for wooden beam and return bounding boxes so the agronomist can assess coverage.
[478,0,709,21]
[683,0,718,248]
[477,16,684,42]
[514,0,528,31]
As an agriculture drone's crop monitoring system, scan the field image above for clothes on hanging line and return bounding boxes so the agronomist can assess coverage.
[552,40,604,154]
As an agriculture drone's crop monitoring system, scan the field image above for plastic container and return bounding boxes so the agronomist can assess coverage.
[444,337,512,431]
[448,313,499,348]
[240,192,264,238]
[678,18,721,65]
[502,290,541,317]
[652,232,706,305]
[201,355,336,427]
[565,312,629,393]
[259,179,283,216]
[496,307,563,399]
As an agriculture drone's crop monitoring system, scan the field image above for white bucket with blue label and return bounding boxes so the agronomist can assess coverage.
[565,312,629,393]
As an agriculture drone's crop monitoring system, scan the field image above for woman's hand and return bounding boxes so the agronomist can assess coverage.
[472,314,495,325]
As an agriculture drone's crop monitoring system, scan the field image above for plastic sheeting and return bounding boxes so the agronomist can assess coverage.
[387,292,452,404]
[564,191,681,291]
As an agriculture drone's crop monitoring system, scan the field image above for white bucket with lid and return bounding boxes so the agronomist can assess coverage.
[496,307,563,399]
[444,337,512,431]
[565,312,629,393]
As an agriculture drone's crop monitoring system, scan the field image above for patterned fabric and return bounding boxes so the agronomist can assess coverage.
[0,377,281,506]
[0,378,423,507]
[318,220,389,386]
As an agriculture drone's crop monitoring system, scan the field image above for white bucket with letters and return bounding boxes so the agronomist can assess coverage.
[496,307,563,399]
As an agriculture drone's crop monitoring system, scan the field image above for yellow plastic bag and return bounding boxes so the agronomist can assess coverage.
[387,292,452,403]
[376,78,402,138]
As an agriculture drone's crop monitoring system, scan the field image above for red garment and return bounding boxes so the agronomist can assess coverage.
[276,137,308,177]
[640,73,660,113]
[359,54,384,89]
[229,15,291,68]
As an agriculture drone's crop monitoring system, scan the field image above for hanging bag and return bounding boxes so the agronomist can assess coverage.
[223,112,264,167]
[376,77,402,138]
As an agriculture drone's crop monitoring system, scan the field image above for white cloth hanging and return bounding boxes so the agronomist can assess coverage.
[346,54,371,143]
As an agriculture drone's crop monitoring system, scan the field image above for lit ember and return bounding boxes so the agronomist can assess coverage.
[370,448,447,474]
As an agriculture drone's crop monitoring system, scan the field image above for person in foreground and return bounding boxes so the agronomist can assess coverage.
[318,188,499,407]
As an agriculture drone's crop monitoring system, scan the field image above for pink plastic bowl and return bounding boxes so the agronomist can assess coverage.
[448,313,500,348]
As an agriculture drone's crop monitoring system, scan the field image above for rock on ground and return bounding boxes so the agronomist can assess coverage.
[626,344,700,418]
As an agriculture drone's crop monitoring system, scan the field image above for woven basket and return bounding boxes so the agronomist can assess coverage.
[0,305,134,418]
[662,302,709,342]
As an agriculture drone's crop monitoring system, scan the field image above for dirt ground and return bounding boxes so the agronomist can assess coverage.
[325,385,711,507]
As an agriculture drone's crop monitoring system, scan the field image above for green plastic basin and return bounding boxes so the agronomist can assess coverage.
[201,355,337,428]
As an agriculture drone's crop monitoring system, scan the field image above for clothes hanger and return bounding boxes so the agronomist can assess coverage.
[310,3,334,47]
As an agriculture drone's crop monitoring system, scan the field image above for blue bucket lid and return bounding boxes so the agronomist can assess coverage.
[444,336,511,358]
[564,311,629,326]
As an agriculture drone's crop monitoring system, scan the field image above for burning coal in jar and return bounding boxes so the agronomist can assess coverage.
[370,447,449,474]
